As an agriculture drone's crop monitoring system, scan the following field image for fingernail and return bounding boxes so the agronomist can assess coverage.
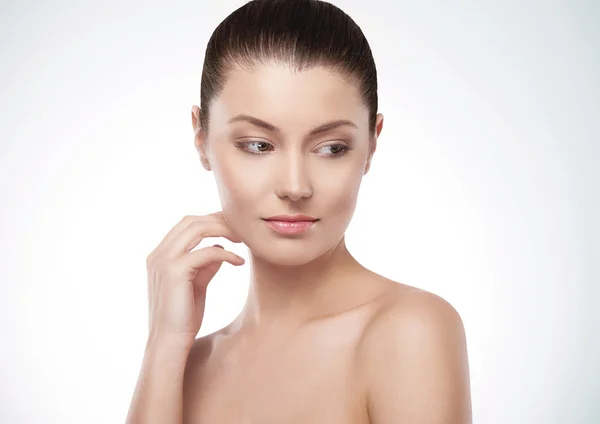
[213,244,224,249]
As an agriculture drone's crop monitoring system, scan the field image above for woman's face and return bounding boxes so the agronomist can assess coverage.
[193,63,383,266]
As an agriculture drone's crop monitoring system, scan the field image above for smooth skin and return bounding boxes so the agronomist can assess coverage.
[125,63,472,424]
[126,213,245,424]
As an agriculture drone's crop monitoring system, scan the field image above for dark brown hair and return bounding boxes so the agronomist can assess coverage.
[199,0,378,136]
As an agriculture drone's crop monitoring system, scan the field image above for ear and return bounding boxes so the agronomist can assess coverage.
[364,113,384,175]
[191,105,211,171]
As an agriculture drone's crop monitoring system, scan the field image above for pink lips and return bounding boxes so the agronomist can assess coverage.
[262,214,318,235]
[264,220,316,234]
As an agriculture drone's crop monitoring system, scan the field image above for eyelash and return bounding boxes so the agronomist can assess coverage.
[234,141,352,157]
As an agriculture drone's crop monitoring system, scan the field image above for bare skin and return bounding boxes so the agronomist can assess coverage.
[184,64,470,422]
[126,63,471,423]
[182,252,471,424]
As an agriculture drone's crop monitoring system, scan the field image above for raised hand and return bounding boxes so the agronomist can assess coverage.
[145,212,244,347]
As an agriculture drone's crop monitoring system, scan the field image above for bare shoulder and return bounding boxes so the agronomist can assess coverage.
[183,328,228,392]
[357,282,472,423]
[184,325,231,373]
[186,334,214,368]
[363,282,466,342]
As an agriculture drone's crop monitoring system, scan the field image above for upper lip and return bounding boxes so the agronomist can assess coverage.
[264,214,318,222]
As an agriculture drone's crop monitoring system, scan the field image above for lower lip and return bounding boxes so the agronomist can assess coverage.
[263,220,317,235]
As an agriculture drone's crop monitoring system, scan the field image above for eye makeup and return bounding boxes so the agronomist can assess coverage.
[233,140,353,157]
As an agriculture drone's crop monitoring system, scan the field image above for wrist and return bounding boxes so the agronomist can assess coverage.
[145,333,195,355]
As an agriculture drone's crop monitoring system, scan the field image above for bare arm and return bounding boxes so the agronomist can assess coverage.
[125,212,244,423]
[125,338,193,424]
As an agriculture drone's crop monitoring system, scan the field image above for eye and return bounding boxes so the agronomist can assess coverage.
[316,143,352,157]
[234,140,274,154]
[234,140,352,157]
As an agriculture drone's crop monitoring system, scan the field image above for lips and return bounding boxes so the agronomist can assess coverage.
[263,214,318,222]
[262,215,319,235]
[263,219,317,235]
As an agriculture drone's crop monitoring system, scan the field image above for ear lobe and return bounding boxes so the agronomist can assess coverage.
[364,113,384,175]
[196,134,211,171]
[363,137,377,175]
[191,106,199,130]
[364,156,373,175]
[191,105,211,171]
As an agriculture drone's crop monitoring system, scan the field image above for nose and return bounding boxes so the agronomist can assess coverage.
[274,149,313,201]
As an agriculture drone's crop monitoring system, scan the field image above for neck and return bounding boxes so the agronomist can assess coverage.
[234,236,363,333]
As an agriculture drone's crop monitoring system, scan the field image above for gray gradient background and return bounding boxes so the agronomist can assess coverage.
[1,0,598,422]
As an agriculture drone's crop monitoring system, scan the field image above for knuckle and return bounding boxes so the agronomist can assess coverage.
[148,254,169,271]
[181,215,195,224]
[190,220,209,235]
[146,253,156,268]
[146,259,160,275]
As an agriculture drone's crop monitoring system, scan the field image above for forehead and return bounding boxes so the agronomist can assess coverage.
[210,63,368,132]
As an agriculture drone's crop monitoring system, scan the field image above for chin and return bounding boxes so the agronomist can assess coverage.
[247,235,344,267]
[254,247,325,267]
[254,249,317,266]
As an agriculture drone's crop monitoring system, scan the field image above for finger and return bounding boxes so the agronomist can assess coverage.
[151,212,240,259]
[179,245,245,277]
[195,244,227,280]
[168,213,241,247]
[190,246,227,291]
[149,215,207,259]
[160,214,217,249]
[163,220,243,260]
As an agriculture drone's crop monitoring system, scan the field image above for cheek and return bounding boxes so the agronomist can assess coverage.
[211,152,265,215]
[323,171,362,218]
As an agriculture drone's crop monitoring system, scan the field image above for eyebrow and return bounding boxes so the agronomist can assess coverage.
[228,114,358,136]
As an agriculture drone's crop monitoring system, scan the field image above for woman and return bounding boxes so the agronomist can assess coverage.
[126,0,472,423]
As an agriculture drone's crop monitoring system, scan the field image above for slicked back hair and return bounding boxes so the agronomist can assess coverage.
[199,0,378,137]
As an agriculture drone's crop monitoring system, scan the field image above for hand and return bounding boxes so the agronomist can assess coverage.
[145,212,244,347]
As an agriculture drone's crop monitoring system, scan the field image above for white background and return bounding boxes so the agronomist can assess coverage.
[1,0,598,422]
